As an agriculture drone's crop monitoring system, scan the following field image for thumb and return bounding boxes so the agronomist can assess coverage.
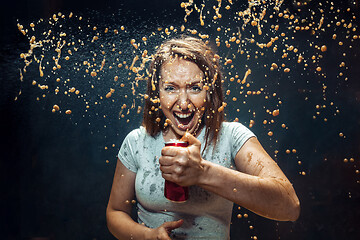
[163,219,184,232]
[180,132,201,148]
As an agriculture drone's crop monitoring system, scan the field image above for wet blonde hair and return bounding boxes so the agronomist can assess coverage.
[142,35,224,149]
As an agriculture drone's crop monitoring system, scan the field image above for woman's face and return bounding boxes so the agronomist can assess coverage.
[159,58,207,139]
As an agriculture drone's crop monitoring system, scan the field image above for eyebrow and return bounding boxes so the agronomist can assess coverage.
[161,80,204,86]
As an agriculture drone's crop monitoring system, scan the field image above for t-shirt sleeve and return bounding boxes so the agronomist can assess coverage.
[228,122,256,160]
[117,129,140,173]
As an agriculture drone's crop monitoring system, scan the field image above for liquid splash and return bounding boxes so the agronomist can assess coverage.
[14,0,360,239]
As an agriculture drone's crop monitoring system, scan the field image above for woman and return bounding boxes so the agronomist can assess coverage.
[106,36,300,240]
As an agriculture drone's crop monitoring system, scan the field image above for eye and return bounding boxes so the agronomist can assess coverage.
[163,85,176,92]
[189,85,203,92]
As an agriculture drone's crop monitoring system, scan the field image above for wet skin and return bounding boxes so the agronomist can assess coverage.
[159,57,207,141]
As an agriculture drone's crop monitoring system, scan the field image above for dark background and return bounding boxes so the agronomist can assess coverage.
[1,0,360,239]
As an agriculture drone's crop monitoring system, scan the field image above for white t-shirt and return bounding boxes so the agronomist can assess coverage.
[118,121,255,240]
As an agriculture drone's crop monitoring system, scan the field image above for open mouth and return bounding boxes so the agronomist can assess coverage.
[173,111,195,127]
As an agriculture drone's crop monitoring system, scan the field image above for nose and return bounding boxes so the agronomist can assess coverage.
[178,89,189,110]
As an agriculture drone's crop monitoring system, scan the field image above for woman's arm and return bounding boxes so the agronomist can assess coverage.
[106,158,148,239]
[160,134,300,221]
[199,137,300,221]
[106,159,183,240]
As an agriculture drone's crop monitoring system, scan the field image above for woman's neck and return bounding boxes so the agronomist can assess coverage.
[162,124,205,142]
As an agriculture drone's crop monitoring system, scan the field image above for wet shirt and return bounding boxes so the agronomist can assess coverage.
[118,122,255,240]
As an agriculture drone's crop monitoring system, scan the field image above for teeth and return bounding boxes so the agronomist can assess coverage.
[174,112,192,118]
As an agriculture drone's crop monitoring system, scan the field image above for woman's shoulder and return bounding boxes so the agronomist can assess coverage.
[124,126,147,141]
[221,121,248,132]
[125,126,160,142]
[220,121,255,139]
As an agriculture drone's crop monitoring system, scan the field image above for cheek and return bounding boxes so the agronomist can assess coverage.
[160,94,177,109]
[190,93,207,109]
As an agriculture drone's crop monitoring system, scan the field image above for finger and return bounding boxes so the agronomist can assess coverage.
[180,132,201,148]
[160,153,188,166]
[161,172,181,183]
[159,156,174,166]
[161,146,178,157]
[159,165,173,174]
[161,165,184,176]
[161,172,171,181]
[163,219,184,232]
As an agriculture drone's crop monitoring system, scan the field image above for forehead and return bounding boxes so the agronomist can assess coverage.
[160,58,204,82]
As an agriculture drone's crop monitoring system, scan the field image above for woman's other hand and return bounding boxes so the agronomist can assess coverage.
[145,219,184,240]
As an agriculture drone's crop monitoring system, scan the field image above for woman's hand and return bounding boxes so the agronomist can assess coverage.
[145,219,184,240]
[159,132,204,186]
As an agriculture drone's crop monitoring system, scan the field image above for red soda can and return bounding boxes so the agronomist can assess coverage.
[164,141,189,202]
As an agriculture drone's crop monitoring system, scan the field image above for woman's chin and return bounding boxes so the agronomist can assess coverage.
[174,123,191,133]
